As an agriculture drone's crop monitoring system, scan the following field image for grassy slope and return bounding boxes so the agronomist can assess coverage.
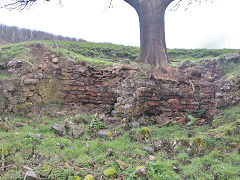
[0,40,239,67]
[0,41,240,179]
[1,106,240,179]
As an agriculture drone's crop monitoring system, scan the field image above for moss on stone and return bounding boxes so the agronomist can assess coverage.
[103,167,118,177]
[135,166,144,171]
[84,175,95,180]
[37,79,63,104]
[41,165,52,175]
[15,102,33,114]
[107,131,112,137]
[74,176,82,180]
[140,127,151,139]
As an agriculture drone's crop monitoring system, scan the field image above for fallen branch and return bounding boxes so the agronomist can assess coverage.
[1,144,5,174]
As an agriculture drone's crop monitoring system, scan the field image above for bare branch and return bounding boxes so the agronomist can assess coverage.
[170,0,211,11]
[109,0,113,8]
[0,0,63,11]
[170,0,183,11]
[0,0,38,11]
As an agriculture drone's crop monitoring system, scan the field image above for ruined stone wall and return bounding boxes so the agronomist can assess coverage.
[0,57,216,123]
[113,76,215,123]
[0,58,121,114]
[138,81,215,120]
[57,61,118,109]
[215,79,240,108]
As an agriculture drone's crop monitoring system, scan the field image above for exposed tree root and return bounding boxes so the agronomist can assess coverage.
[151,65,182,83]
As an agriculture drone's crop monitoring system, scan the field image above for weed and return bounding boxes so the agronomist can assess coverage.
[186,115,196,126]
[92,118,105,130]
[147,161,181,180]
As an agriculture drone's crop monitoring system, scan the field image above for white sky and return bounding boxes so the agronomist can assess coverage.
[0,0,240,49]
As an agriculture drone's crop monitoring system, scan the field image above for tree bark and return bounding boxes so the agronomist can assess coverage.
[124,0,173,70]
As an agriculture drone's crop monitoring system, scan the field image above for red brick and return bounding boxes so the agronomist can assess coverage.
[144,92,153,97]
[71,86,79,91]
[149,101,158,106]
[171,104,185,109]
[156,106,171,111]
[149,96,159,101]
[90,100,103,104]
[186,105,198,109]
[186,109,197,112]
[208,103,214,107]
[102,101,114,104]
[90,92,97,97]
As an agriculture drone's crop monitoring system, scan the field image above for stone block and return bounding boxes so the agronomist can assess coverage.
[24,79,39,85]
[167,99,180,104]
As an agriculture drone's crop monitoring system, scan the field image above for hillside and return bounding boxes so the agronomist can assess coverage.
[0,40,239,66]
[0,40,240,180]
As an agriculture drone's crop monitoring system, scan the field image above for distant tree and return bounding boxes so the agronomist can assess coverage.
[1,0,205,71]
[0,24,86,43]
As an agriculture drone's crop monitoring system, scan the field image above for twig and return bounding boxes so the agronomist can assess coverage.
[107,0,113,9]
[36,108,43,122]
[1,144,5,174]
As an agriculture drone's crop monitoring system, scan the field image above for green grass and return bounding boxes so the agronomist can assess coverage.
[0,40,239,68]
[0,42,30,63]
[0,74,9,80]
[168,48,239,66]
[1,104,240,179]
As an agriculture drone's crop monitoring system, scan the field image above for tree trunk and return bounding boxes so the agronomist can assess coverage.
[124,0,173,70]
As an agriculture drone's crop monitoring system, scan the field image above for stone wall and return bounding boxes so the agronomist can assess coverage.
[139,81,215,119]
[0,56,217,123]
[0,57,123,113]
[113,76,215,123]
[215,79,240,108]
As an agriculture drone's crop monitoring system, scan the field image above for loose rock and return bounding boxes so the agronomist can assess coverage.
[98,130,110,138]
[107,148,114,157]
[7,59,23,68]
[72,126,84,139]
[134,166,147,178]
[116,159,128,170]
[129,121,141,128]
[24,171,38,180]
[143,146,154,154]
[51,123,66,136]
[149,155,155,161]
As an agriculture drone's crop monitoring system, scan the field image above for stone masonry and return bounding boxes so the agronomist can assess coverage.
[0,54,218,124]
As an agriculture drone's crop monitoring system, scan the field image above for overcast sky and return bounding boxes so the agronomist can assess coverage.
[0,0,240,49]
